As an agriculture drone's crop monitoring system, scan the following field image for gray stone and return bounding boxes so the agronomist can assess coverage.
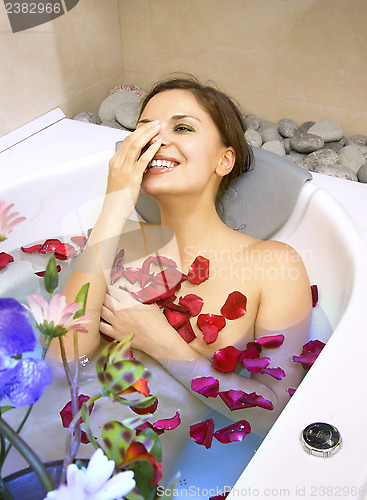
[295,121,315,135]
[98,89,142,124]
[116,102,141,130]
[324,141,344,153]
[308,119,344,142]
[338,145,366,174]
[286,150,307,167]
[345,135,367,154]
[290,133,324,153]
[357,163,367,183]
[303,148,339,172]
[245,114,261,130]
[278,118,298,138]
[261,140,285,157]
[245,129,262,148]
[258,122,283,143]
[101,120,127,130]
[282,138,292,154]
[73,112,100,124]
[315,163,358,181]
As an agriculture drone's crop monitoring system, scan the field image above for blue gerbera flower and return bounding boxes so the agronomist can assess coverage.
[0,297,52,407]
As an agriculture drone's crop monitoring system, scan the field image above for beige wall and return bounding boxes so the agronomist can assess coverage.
[0,0,124,136]
[119,0,367,137]
[1,0,366,137]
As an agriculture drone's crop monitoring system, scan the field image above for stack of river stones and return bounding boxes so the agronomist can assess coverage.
[74,85,367,184]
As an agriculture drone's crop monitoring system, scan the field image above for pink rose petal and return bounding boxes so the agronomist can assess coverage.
[287,388,296,397]
[256,334,284,348]
[176,320,197,343]
[261,366,285,380]
[311,284,319,308]
[191,377,219,398]
[219,390,254,410]
[70,235,88,250]
[220,291,247,320]
[239,356,271,373]
[152,267,186,289]
[121,267,145,284]
[239,392,274,411]
[197,314,226,344]
[179,294,204,317]
[0,252,14,270]
[153,411,181,431]
[136,421,164,436]
[212,346,242,373]
[132,283,177,304]
[213,420,251,444]
[187,256,209,284]
[190,418,215,449]
[240,342,262,360]
[293,339,325,370]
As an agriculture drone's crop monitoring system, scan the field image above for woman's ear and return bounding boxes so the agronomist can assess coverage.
[216,147,235,178]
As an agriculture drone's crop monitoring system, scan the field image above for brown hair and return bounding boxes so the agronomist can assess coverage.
[139,75,253,195]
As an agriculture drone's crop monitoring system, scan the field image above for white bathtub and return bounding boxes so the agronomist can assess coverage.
[1,110,367,498]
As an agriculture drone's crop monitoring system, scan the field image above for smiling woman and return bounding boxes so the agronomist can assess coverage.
[55,75,312,482]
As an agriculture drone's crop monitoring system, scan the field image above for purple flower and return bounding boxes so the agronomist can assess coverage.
[0,298,52,406]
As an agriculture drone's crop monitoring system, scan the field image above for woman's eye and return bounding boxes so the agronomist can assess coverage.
[175,124,194,133]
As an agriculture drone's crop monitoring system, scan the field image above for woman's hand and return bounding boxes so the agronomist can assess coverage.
[106,121,161,200]
[100,285,175,354]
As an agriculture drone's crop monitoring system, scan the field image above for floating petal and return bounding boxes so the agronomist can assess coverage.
[239,356,271,373]
[293,339,325,370]
[256,334,284,348]
[220,291,247,320]
[163,307,190,329]
[0,252,14,270]
[214,420,251,443]
[176,320,196,343]
[239,392,274,411]
[54,243,78,260]
[39,238,62,254]
[178,294,204,316]
[189,418,215,449]
[212,346,242,373]
[287,388,296,397]
[240,342,262,360]
[261,366,285,380]
[187,255,209,284]
[219,390,253,410]
[191,377,219,398]
[197,314,226,344]
[311,284,319,308]
[21,244,42,253]
[153,411,181,431]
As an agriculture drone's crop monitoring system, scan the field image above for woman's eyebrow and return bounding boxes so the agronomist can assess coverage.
[137,114,202,126]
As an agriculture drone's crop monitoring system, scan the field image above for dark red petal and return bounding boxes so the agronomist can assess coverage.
[239,356,271,373]
[152,267,186,289]
[141,255,177,275]
[153,411,181,431]
[70,235,88,249]
[80,430,90,444]
[35,265,61,277]
[39,238,62,254]
[261,366,285,380]
[287,388,296,397]
[239,342,262,360]
[191,377,219,398]
[187,255,209,284]
[54,243,78,260]
[213,420,251,444]
[176,320,197,343]
[220,291,247,320]
[293,339,325,370]
[163,307,190,329]
[209,494,229,500]
[156,294,176,308]
[178,294,204,317]
[0,252,14,270]
[189,418,215,449]
[131,397,159,415]
[163,301,189,313]
[256,334,284,348]
[60,394,94,428]
[197,314,226,344]
[21,244,42,253]
[219,390,253,410]
[135,421,164,436]
[121,267,144,284]
[311,284,319,308]
[239,392,274,411]
[212,346,242,373]
[110,249,125,284]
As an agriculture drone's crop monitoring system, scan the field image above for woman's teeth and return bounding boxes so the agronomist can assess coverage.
[148,159,176,169]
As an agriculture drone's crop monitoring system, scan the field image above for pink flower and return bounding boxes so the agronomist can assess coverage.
[27,293,90,338]
[0,201,25,241]
[220,291,247,320]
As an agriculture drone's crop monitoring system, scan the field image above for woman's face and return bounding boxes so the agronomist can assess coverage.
[138,89,231,199]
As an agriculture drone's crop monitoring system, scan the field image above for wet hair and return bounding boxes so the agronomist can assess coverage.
[139,75,253,196]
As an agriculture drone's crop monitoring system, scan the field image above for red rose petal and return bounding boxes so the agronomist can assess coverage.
[70,235,88,249]
[0,252,14,270]
[132,284,177,304]
[190,418,215,449]
[153,411,181,431]
[213,420,251,444]
[210,494,229,500]
[136,421,165,436]
[54,243,78,260]
[121,267,144,284]
[178,294,204,317]
[21,244,42,253]
[219,390,253,410]
[163,301,189,313]
[163,307,190,329]
[152,267,186,289]
[287,388,296,397]
[35,265,61,277]
[110,248,125,284]
[39,238,62,254]
[256,334,284,348]
[212,346,242,373]
[197,314,226,344]
[141,255,177,276]
[239,356,271,373]
[176,320,197,343]
[187,256,209,284]
[293,339,325,370]
[60,394,94,428]
[239,392,274,411]
[311,284,319,308]
[261,366,285,380]
[156,295,176,308]
[220,291,247,320]
[191,377,219,398]
[131,397,159,415]
[240,342,262,360]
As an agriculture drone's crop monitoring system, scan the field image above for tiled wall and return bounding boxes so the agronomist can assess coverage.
[119,0,367,137]
[0,0,123,136]
[1,0,366,137]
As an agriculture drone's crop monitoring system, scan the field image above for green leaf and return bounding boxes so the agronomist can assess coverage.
[101,420,134,465]
[127,461,157,500]
[96,341,116,384]
[0,406,15,414]
[125,487,145,500]
[44,255,58,294]
[109,334,134,364]
[74,283,90,318]
[103,360,145,394]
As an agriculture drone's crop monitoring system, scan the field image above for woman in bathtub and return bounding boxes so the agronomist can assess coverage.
[57,76,312,479]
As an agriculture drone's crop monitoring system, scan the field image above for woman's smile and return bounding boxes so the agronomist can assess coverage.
[145,154,180,175]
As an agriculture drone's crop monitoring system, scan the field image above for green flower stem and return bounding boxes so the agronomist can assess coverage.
[0,415,54,494]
